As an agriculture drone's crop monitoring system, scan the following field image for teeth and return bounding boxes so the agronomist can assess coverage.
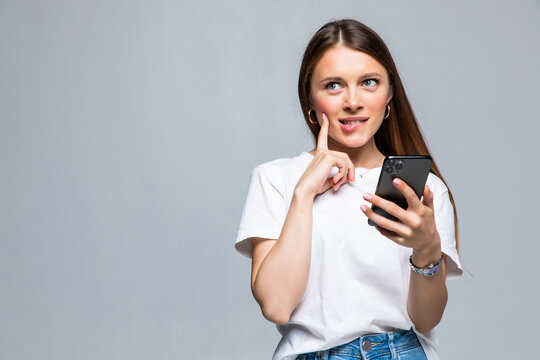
[343,120,364,126]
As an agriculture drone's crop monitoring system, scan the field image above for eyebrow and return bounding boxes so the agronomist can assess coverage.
[319,72,383,84]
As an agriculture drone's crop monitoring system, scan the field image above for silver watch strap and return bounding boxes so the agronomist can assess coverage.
[409,254,444,277]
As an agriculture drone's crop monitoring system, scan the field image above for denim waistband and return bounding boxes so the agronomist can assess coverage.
[296,328,425,360]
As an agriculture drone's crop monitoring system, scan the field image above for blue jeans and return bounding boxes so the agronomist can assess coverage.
[295,328,427,360]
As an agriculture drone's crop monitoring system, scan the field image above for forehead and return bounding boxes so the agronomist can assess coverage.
[312,45,388,80]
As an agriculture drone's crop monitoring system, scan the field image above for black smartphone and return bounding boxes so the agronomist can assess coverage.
[368,155,432,226]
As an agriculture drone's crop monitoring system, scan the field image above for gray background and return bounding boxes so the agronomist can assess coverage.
[1,0,538,359]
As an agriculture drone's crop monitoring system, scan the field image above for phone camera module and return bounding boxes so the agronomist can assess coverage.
[395,161,403,170]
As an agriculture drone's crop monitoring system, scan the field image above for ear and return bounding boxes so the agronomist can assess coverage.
[307,93,314,108]
[387,86,394,104]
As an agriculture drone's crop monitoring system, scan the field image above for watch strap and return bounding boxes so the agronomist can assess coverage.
[409,253,444,277]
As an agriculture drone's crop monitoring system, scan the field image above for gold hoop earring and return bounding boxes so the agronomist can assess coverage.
[308,110,318,125]
[384,104,391,119]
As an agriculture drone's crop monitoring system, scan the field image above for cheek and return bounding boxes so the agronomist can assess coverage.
[312,97,338,114]
[369,94,390,110]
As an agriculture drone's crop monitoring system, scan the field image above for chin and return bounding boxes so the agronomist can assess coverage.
[328,129,374,149]
[340,136,370,149]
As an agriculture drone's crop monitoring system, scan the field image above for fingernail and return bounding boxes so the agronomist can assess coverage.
[393,178,402,187]
[363,193,372,201]
[322,113,327,121]
[360,205,367,212]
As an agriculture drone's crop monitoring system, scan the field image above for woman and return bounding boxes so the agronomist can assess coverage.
[235,19,462,360]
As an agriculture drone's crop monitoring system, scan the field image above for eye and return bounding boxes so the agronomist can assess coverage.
[325,82,342,91]
[362,78,379,87]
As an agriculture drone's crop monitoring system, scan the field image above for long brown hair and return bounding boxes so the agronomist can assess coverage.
[298,19,459,250]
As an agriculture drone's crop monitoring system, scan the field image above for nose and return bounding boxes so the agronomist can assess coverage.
[344,88,363,112]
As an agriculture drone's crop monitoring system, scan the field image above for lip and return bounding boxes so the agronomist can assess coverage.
[340,116,369,121]
[338,116,369,132]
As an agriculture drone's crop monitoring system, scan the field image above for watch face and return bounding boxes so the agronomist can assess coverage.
[426,266,440,276]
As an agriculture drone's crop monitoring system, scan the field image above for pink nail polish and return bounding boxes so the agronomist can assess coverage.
[393,178,402,186]
[360,205,367,212]
[363,193,372,201]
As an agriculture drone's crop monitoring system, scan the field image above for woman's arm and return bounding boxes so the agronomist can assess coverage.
[360,179,449,333]
[407,239,448,333]
[251,114,355,325]
[250,188,314,325]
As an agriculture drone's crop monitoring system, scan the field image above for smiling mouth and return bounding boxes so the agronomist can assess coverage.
[339,119,367,126]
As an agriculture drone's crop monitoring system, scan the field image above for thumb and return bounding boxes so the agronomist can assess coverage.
[319,177,335,194]
[422,185,434,209]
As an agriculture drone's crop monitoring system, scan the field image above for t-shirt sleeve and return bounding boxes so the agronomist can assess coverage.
[234,165,287,259]
[432,182,463,280]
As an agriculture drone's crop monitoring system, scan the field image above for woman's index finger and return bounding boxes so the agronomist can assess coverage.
[393,178,422,210]
[317,113,328,151]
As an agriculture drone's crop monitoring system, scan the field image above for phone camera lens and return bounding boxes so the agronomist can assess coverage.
[395,161,403,170]
[385,166,394,173]
[387,160,395,166]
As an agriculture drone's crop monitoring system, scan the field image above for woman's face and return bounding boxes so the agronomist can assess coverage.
[310,45,393,150]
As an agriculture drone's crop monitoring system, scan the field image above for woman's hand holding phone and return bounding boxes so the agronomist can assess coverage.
[360,179,442,263]
[294,113,356,199]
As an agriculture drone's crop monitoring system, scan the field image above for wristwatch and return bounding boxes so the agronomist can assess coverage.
[409,254,444,277]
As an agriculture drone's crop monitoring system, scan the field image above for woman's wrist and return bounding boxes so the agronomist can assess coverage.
[412,235,442,268]
[293,185,316,202]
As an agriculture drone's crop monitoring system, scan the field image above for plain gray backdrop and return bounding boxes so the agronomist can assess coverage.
[1,0,539,359]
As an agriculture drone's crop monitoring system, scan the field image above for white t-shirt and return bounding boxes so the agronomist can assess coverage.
[235,151,463,360]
